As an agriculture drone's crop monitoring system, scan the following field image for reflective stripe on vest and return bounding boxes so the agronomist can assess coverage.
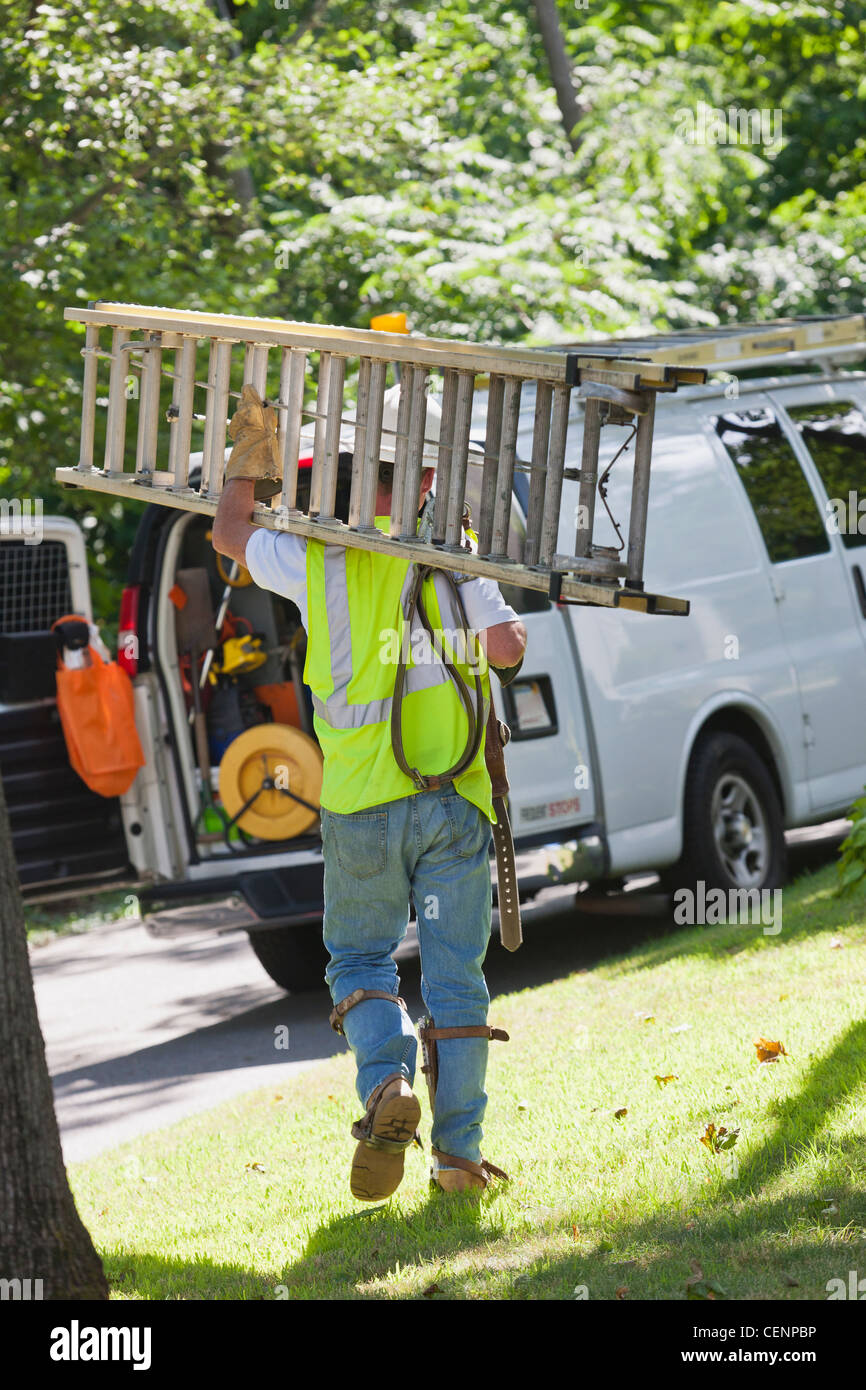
[310,547,456,731]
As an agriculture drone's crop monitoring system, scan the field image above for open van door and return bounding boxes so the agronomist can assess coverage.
[0,516,133,897]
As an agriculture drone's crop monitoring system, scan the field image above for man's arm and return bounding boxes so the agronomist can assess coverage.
[478,619,527,672]
[211,478,259,567]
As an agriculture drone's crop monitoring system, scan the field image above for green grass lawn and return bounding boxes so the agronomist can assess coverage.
[26,887,138,945]
[69,863,866,1300]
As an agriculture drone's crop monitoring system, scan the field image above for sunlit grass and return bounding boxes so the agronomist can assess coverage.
[70,862,866,1300]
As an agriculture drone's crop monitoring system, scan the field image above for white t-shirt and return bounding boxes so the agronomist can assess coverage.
[245,528,519,634]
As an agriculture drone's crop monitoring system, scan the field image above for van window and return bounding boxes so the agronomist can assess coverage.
[714,407,830,564]
[785,401,866,550]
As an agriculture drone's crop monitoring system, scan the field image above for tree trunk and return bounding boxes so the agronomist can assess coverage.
[0,771,108,1300]
[532,0,584,153]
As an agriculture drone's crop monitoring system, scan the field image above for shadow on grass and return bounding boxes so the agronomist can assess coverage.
[104,1250,279,1301]
[283,1186,510,1298]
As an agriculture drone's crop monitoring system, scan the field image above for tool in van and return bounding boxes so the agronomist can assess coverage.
[172,567,232,843]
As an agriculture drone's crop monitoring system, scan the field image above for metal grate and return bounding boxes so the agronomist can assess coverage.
[0,540,73,634]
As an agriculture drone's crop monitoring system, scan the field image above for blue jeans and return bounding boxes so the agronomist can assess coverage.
[321,782,494,1166]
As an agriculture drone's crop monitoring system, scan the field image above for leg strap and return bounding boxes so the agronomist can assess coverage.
[431,1148,509,1186]
[351,1073,423,1152]
[329,988,407,1035]
[418,1017,509,1111]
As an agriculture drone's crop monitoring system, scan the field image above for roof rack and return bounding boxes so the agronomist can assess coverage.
[56,301,706,615]
[554,314,866,373]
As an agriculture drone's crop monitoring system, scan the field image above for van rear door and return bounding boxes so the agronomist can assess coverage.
[0,517,132,896]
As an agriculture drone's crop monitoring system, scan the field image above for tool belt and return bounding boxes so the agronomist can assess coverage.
[389,559,523,951]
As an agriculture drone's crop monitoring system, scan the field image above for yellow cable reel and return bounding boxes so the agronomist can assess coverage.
[218,724,322,840]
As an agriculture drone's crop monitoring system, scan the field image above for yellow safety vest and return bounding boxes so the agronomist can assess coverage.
[304,517,493,820]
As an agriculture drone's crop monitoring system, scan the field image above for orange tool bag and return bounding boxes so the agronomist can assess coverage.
[52,615,146,798]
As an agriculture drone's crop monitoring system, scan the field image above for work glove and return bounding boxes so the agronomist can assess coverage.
[225,384,282,500]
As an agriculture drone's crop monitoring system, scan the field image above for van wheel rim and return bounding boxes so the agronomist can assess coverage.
[711,773,769,888]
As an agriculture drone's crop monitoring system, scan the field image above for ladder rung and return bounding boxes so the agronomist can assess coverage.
[443,370,475,550]
[103,327,131,475]
[477,374,504,555]
[201,339,232,499]
[399,365,430,540]
[277,347,306,513]
[135,332,163,480]
[388,370,414,539]
[523,380,552,568]
[166,337,198,491]
[316,353,346,526]
[488,376,522,561]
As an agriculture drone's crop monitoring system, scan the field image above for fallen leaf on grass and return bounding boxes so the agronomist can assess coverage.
[615,1285,628,1300]
[614,1107,628,1119]
[685,1259,727,1301]
[272,1094,284,1103]
[754,1037,789,1063]
[571,1224,579,1241]
[783,1273,800,1288]
[699,1122,740,1155]
[245,1161,266,1173]
[808,1197,840,1223]
[654,1074,678,1086]
[517,1099,530,1112]
[422,1283,440,1298]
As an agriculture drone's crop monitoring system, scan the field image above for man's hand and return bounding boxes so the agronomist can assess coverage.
[225,384,282,500]
[211,477,258,568]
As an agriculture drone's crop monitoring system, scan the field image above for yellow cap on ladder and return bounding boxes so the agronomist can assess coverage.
[370,311,409,334]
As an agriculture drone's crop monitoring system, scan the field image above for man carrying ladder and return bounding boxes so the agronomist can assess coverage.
[212,382,526,1199]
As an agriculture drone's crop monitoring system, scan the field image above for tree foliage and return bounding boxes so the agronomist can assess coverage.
[1,0,864,616]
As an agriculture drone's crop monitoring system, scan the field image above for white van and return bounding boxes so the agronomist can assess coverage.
[5,318,864,989]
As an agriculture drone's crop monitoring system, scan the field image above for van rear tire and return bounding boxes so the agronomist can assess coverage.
[666,731,787,895]
[246,922,328,994]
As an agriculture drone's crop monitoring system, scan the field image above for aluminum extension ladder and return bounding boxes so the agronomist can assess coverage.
[56,302,706,614]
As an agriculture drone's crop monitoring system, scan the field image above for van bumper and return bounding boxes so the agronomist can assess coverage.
[511,822,609,900]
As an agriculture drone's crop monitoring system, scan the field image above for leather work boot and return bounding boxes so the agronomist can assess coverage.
[434,1168,486,1194]
[349,1074,421,1202]
[430,1150,509,1195]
